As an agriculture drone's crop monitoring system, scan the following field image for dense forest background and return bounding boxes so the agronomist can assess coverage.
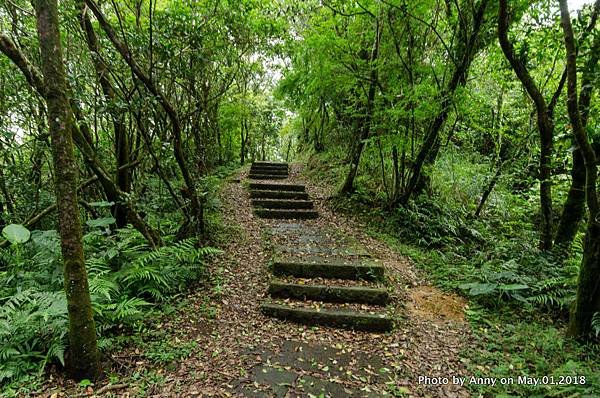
[0,0,599,396]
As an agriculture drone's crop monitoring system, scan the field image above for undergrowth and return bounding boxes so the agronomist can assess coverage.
[0,167,235,395]
[302,150,599,397]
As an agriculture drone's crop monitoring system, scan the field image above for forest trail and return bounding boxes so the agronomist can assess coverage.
[81,163,473,397]
[147,162,471,397]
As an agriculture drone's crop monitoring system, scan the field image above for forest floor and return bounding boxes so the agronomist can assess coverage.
[41,163,471,397]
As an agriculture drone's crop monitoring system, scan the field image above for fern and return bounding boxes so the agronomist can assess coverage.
[116,239,221,301]
[592,312,600,338]
[0,289,67,384]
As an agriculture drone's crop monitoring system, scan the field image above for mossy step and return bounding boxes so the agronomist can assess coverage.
[268,281,389,305]
[248,174,288,180]
[250,190,310,200]
[251,162,288,167]
[255,209,318,219]
[252,199,314,209]
[272,257,384,281]
[249,182,305,192]
[250,168,289,175]
[261,303,393,332]
[252,161,288,166]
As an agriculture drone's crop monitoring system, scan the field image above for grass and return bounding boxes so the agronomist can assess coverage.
[300,150,599,397]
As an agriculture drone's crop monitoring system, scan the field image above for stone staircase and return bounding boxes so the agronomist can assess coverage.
[248,162,318,220]
[247,162,394,333]
[248,161,289,180]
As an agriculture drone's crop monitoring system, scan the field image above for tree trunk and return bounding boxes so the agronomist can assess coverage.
[33,0,101,380]
[339,16,381,195]
[85,0,204,237]
[559,0,600,340]
[401,0,490,204]
[554,7,600,251]
[554,151,586,249]
[79,3,131,228]
[498,0,554,250]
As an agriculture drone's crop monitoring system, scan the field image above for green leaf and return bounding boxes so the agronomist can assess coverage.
[460,282,498,296]
[88,201,115,208]
[86,217,116,228]
[2,224,31,244]
[499,284,529,291]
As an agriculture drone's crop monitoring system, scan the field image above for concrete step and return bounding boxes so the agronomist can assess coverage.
[261,303,393,332]
[250,167,288,175]
[252,199,314,209]
[268,281,389,305]
[248,174,288,180]
[272,257,384,281]
[254,209,318,220]
[249,183,305,192]
[252,161,288,166]
[251,163,288,171]
[250,190,310,200]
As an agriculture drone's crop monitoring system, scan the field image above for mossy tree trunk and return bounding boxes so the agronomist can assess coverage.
[79,2,131,228]
[559,0,600,340]
[340,15,381,195]
[33,0,101,380]
[554,4,600,251]
[401,0,491,205]
[497,0,564,251]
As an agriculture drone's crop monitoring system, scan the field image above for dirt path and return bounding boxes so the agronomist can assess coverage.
[155,163,471,397]
[50,163,471,398]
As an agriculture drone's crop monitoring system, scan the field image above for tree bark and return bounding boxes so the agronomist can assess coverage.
[33,0,101,380]
[401,0,490,205]
[554,3,600,250]
[339,16,381,195]
[559,0,600,340]
[554,150,586,249]
[79,2,131,228]
[498,0,554,250]
[84,0,204,236]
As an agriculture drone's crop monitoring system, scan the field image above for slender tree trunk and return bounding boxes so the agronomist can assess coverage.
[498,0,555,250]
[79,3,131,227]
[33,0,101,380]
[401,0,490,204]
[85,0,204,236]
[0,164,13,215]
[559,0,600,340]
[554,7,600,250]
[240,117,246,165]
[474,163,503,217]
[340,16,381,195]
[554,151,586,248]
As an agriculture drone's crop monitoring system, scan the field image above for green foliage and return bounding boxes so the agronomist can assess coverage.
[593,313,600,338]
[116,238,221,301]
[0,226,220,389]
[464,308,600,397]
[0,290,67,383]
[1,225,31,245]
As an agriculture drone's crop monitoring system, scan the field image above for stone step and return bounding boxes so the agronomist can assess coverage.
[272,257,384,281]
[248,174,288,180]
[251,163,288,171]
[261,303,393,332]
[252,199,314,209]
[250,190,310,200]
[249,183,305,192]
[251,162,288,167]
[268,281,389,305]
[255,209,319,220]
[250,167,288,175]
[253,161,288,166]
